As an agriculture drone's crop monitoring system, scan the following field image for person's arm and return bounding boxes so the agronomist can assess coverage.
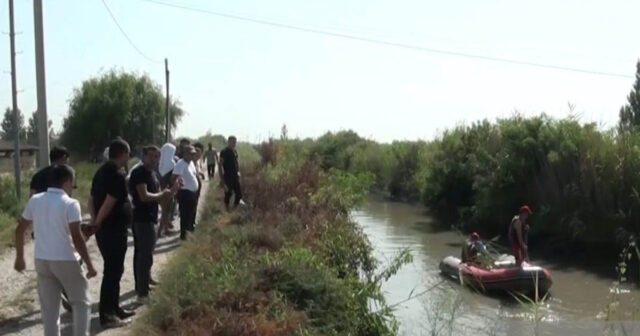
[88,195,95,219]
[92,195,116,229]
[69,222,97,278]
[136,183,168,203]
[514,220,526,248]
[14,217,31,272]
[218,154,225,180]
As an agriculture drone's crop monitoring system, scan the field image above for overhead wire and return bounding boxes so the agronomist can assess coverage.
[101,0,160,63]
[142,0,633,79]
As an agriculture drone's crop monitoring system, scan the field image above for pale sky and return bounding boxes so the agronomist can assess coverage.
[0,0,638,143]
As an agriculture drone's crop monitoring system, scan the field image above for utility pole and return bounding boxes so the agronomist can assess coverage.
[164,58,170,143]
[34,0,50,168]
[9,0,21,198]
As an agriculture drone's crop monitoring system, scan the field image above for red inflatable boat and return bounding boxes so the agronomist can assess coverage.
[439,256,552,295]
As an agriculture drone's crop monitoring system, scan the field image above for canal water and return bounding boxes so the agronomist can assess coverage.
[353,196,639,336]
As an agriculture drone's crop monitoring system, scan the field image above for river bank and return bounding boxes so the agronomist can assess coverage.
[131,157,404,335]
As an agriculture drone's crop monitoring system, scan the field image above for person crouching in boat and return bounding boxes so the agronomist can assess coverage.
[509,205,533,266]
[461,232,488,265]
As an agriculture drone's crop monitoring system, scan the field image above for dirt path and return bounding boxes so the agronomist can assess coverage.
[0,182,210,336]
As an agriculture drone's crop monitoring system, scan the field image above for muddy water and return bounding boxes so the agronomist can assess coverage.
[353,196,639,336]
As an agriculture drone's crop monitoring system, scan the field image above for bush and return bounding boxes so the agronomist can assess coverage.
[136,143,404,336]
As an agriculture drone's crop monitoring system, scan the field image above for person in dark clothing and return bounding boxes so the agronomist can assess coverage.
[129,146,179,302]
[219,136,242,211]
[30,146,70,195]
[172,146,199,240]
[205,143,218,179]
[87,139,136,328]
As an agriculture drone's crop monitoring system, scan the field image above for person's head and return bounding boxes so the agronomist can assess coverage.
[160,143,176,161]
[108,138,131,168]
[179,138,190,147]
[470,232,480,242]
[50,164,75,195]
[519,205,533,222]
[49,146,69,165]
[184,145,197,162]
[208,142,213,150]
[227,136,237,149]
[193,143,204,160]
[142,145,160,169]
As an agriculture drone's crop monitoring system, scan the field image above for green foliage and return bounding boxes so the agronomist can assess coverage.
[312,169,375,214]
[26,111,54,146]
[1,107,26,141]
[308,130,363,171]
[417,114,640,248]
[618,60,640,134]
[137,148,405,335]
[60,70,184,158]
[387,141,426,200]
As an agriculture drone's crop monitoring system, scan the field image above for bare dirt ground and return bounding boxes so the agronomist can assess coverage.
[0,182,210,336]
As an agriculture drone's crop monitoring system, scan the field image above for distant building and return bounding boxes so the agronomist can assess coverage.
[0,140,39,172]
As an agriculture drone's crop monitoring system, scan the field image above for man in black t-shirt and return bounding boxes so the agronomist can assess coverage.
[88,139,135,328]
[219,136,242,211]
[30,146,70,195]
[129,146,178,300]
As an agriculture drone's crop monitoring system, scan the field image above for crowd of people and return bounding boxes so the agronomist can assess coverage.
[13,135,243,335]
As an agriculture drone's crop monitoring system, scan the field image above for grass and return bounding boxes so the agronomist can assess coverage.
[132,145,407,336]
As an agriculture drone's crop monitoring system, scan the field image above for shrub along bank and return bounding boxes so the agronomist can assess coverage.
[275,114,640,255]
[134,143,406,336]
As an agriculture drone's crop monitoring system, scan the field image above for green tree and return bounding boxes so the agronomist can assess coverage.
[60,70,184,157]
[26,111,54,145]
[0,107,26,141]
[618,60,640,133]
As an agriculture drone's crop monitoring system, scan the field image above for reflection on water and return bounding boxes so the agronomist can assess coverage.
[353,196,639,336]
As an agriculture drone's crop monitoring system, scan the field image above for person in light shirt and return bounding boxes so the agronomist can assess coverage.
[14,164,97,336]
[172,145,200,240]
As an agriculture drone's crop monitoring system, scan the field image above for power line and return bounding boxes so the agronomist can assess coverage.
[101,0,160,63]
[142,0,633,79]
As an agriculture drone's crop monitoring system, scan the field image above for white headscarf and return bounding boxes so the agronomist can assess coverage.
[159,143,176,176]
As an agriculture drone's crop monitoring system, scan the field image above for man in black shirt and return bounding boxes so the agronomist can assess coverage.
[30,146,70,195]
[219,136,242,211]
[129,146,178,301]
[88,139,135,328]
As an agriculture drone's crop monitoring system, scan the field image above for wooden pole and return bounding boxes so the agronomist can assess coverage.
[165,58,170,143]
[34,0,50,168]
[9,0,21,198]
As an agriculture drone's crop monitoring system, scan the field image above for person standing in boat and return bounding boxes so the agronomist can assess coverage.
[509,205,533,266]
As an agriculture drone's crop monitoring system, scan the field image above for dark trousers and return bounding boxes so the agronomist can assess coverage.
[207,164,215,178]
[132,221,156,297]
[224,177,242,208]
[177,190,198,236]
[95,229,127,320]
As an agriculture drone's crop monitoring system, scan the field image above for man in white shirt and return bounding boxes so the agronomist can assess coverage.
[14,164,97,336]
[172,145,199,240]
